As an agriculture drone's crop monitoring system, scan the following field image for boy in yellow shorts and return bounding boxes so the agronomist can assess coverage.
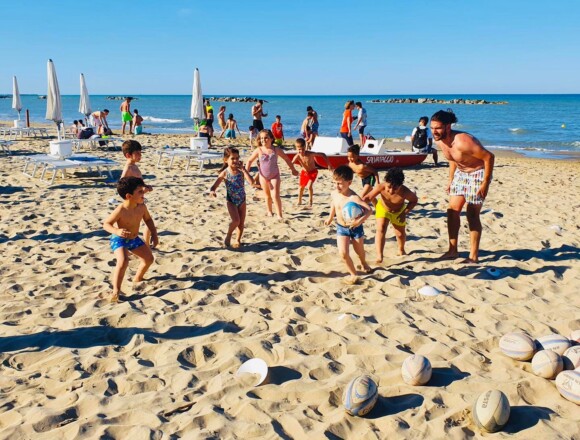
[364,168,418,262]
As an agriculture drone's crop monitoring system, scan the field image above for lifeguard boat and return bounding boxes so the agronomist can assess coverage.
[286,136,427,169]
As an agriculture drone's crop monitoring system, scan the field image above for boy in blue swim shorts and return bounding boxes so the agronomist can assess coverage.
[325,165,372,285]
[103,177,158,302]
[364,168,418,263]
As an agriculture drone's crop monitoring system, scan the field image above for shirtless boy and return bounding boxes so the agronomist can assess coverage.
[291,138,332,208]
[347,145,380,200]
[430,109,494,263]
[103,177,158,302]
[121,140,154,246]
[364,168,418,261]
[120,97,133,135]
[325,165,372,285]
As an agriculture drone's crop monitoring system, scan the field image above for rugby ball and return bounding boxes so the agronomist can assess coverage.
[401,355,432,386]
[555,370,580,405]
[570,330,580,345]
[499,332,536,361]
[562,346,580,370]
[472,389,510,433]
[531,350,563,379]
[342,201,364,225]
[343,375,379,416]
[536,334,570,356]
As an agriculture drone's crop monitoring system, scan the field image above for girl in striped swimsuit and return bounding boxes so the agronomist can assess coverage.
[209,147,255,248]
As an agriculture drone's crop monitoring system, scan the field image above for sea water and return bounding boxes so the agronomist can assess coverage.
[1,94,578,155]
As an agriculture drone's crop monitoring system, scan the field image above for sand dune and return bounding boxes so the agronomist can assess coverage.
[0,129,578,439]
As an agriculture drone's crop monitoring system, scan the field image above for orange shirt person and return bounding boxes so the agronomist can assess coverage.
[340,100,355,146]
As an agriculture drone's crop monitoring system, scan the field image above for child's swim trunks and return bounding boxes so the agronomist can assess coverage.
[375,200,407,226]
[361,174,376,187]
[450,168,487,204]
[299,169,318,188]
[110,234,145,252]
[336,223,365,239]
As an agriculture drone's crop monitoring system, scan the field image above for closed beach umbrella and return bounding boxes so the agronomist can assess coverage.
[46,59,63,139]
[79,73,92,122]
[12,76,22,119]
[190,68,204,132]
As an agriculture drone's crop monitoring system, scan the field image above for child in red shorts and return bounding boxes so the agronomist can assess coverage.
[292,138,332,208]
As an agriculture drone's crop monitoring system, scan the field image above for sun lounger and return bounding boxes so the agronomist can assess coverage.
[154,147,222,171]
[22,153,118,185]
[0,140,13,154]
[72,136,123,151]
[0,127,50,140]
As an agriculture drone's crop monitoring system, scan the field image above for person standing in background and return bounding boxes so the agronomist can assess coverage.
[339,100,355,146]
[120,97,133,135]
[353,102,367,146]
[271,115,284,146]
[411,116,438,165]
[252,99,267,131]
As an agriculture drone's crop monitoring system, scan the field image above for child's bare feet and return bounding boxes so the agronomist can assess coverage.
[111,291,121,303]
[398,250,407,256]
[343,275,359,285]
[232,241,241,249]
[224,239,231,248]
[440,250,459,260]
[306,204,313,210]
[362,264,372,274]
[375,256,383,264]
[266,211,274,217]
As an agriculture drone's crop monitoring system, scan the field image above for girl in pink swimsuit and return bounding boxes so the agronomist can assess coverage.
[246,129,298,219]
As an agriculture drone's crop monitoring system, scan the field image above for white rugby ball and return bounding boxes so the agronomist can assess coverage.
[555,370,580,405]
[562,346,580,370]
[343,375,379,416]
[499,332,536,361]
[472,389,511,433]
[570,330,580,345]
[536,334,571,356]
[531,350,563,379]
[401,354,432,386]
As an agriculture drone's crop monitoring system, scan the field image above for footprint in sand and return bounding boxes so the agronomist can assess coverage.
[58,303,77,318]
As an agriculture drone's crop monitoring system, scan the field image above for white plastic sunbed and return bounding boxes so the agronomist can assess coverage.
[0,127,49,140]
[154,147,222,171]
[72,136,123,151]
[22,153,118,185]
[0,140,13,154]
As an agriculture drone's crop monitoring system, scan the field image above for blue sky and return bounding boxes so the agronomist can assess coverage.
[2,0,579,95]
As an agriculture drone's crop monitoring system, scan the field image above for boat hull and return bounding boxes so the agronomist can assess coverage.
[285,151,427,170]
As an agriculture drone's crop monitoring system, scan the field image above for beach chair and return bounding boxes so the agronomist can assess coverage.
[155,147,222,171]
[0,140,13,154]
[72,136,123,152]
[22,153,118,185]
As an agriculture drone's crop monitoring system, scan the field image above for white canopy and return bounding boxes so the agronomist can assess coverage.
[45,59,63,139]
[79,73,92,118]
[190,68,204,123]
[12,76,22,118]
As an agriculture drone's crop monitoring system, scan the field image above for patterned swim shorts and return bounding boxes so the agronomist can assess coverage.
[450,168,488,204]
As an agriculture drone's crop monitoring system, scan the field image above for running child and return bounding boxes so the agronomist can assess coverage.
[248,125,259,145]
[347,145,380,200]
[209,147,255,248]
[324,165,372,285]
[364,168,418,262]
[121,140,154,247]
[245,129,299,219]
[291,138,332,208]
[103,177,158,302]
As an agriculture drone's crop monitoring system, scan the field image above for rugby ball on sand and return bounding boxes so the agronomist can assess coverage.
[343,375,379,416]
[570,330,580,345]
[472,389,510,433]
[499,332,536,361]
[555,370,580,405]
[562,346,580,370]
[401,355,432,386]
[531,350,563,379]
[536,334,570,356]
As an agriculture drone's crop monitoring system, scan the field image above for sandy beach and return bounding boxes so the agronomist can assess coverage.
[0,125,578,439]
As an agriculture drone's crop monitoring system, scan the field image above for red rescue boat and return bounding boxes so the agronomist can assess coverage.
[285,137,427,170]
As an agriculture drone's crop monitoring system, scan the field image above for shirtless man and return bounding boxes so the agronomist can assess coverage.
[430,109,495,263]
[120,97,133,135]
[291,138,332,208]
[251,99,267,131]
[91,109,110,135]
